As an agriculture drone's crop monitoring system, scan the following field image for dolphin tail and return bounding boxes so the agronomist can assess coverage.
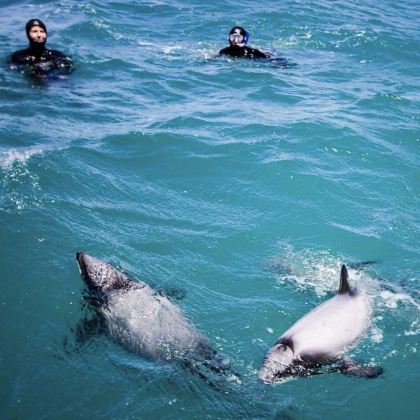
[348,260,380,270]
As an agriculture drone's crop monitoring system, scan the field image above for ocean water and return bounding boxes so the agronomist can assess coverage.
[0,0,419,418]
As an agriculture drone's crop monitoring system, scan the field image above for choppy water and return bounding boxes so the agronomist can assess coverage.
[0,1,419,418]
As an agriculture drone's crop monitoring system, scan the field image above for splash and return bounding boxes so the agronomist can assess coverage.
[0,147,46,212]
[0,147,43,170]
[270,246,419,347]
[270,247,354,296]
[378,290,420,311]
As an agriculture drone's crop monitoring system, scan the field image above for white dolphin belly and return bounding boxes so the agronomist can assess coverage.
[283,292,370,361]
[259,265,379,383]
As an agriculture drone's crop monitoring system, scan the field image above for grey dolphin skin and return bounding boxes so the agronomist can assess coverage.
[75,252,235,388]
[259,265,383,383]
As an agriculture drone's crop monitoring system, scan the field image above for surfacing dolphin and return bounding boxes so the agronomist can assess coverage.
[259,265,383,383]
[75,252,236,388]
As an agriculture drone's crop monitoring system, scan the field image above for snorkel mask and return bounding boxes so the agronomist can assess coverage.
[229,27,249,47]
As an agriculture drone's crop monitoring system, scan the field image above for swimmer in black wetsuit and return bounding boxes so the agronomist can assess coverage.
[219,26,270,59]
[10,19,73,77]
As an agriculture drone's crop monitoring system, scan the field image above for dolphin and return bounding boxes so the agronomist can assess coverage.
[259,265,383,383]
[75,252,234,387]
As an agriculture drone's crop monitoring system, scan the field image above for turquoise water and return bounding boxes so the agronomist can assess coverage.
[1,0,419,418]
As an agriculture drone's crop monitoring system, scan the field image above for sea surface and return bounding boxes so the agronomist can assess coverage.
[0,1,419,419]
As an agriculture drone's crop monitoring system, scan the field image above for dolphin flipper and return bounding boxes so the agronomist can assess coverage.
[289,358,383,380]
[72,315,106,345]
[338,357,383,378]
[180,340,241,392]
[156,285,187,301]
[181,357,241,393]
[302,358,383,379]
[62,315,106,356]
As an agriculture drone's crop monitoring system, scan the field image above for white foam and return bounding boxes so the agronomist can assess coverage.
[378,290,420,311]
[162,45,182,55]
[273,247,352,296]
[404,320,419,337]
[0,147,43,170]
[370,326,384,343]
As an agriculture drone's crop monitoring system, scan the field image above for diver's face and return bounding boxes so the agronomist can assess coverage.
[29,26,46,43]
[229,30,245,46]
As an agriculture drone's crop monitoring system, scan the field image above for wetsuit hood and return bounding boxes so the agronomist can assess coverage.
[25,19,47,52]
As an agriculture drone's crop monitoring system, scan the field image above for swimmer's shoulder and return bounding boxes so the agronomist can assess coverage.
[43,48,69,60]
[10,48,32,64]
[48,48,66,57]
[219,46,231,56]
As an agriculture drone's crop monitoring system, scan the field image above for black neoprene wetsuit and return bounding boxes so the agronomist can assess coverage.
[219,45,269,59]
[10,43,73,76]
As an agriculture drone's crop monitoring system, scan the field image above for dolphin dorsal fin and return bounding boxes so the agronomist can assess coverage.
[338,265,351,294]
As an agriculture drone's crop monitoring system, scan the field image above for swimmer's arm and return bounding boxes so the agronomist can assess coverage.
[253,48,271,59]
[9,50,30,67]
[253,49,292,66]
[56,56,73,71]
[51,50,74,72]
